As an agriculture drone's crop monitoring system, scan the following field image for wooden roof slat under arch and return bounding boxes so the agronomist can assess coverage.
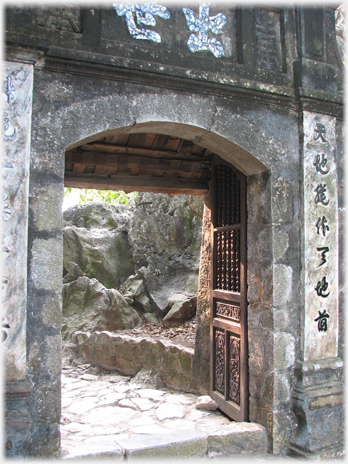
[64,133,213,195]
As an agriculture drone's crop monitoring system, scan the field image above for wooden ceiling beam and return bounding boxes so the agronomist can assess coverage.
[70,144,210,162]
[67,151,211,175]
[64,173,208,195]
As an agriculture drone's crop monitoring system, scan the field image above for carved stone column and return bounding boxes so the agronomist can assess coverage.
[288,6,344,456]
[2,60,34,456]
[289,110,344,457]
[2,61,33,381]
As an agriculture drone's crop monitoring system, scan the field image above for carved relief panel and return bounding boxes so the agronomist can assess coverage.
[2,62,33,381]
[254,8,284,73]
[37,6,83,33]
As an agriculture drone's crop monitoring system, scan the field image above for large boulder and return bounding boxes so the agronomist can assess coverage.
[63,262,84,284]
[62,275,142,341]
[62,194,204,321]
[128,193,203,315]
[119,268,154,314]
[63,202,134,290]
[130,193,202,270]
[63,202,133,230]
[162,294,197,328]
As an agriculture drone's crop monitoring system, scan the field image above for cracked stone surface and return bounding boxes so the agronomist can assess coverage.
[61,364,269,460]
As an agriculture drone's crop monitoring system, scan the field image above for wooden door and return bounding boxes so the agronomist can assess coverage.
[210,156,248,421]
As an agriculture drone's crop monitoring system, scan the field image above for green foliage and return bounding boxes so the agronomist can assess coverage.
[64,188,138,206]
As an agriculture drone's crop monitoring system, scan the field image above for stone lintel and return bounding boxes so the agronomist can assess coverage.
[5,46,45,65]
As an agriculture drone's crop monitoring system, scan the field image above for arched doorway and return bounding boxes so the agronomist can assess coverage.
[64,128,252,423]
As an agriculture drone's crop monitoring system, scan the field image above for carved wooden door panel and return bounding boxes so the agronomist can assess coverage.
[210,156,248,422]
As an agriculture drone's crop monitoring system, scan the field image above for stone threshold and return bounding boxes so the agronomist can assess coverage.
[62,423,268,460]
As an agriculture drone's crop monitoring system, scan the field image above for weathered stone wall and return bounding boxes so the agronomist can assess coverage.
[247,171,274,449]
[192,197,212,394]
[17,71,303,457]
[22,69,299,455]
[337,114,345,452]
[3,61,34,455]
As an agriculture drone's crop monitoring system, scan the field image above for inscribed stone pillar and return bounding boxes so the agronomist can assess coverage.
[289,110,344,458]
[2,61,33,381]
[303,111,338,359]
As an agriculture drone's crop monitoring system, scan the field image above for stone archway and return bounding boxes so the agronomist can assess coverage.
[27,73,298,454]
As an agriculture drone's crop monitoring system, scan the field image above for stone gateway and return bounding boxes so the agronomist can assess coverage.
[3,4,344,459]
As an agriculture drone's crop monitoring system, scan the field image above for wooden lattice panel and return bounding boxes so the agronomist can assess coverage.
[215,230,240,292]
[215,164,240,227]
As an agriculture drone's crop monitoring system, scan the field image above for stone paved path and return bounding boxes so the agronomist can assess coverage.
[61,364,269,460]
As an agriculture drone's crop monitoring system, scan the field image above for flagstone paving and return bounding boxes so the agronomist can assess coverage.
[60,365,270,460]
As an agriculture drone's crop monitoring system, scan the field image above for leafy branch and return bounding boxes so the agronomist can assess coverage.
[64,188,138,206]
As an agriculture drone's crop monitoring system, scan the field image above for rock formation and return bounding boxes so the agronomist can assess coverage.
[62,193,204,384]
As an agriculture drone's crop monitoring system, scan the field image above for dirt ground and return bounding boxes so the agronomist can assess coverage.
[116,318,196,349]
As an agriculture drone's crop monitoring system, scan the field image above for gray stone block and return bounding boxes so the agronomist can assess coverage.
[274,332,296,369]
[63,445,124,460]
[272,178,293,224]
[30,238,63,291]
[273,264,293,306]
[31,184,64,231]
[247,264,273,307]
[39,292,62,328]
[206,422,268,455]
[273,227,290,260]
[274,370,291,403]
[247,171,272,225]
[44,334,62,377]
[117,430,208,459]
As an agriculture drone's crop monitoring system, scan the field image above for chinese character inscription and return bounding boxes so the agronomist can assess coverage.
[113,2,227,57]
[113,3,170,43]
[313,153,330,175]
[304,112,338,359]
[314,310,329,332]
[182,3,227,58]
[314,123,327,142]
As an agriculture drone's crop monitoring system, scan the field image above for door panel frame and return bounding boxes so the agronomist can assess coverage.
[210,155,248,422]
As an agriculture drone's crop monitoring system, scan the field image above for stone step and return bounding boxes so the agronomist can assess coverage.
[62,421,267,460]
